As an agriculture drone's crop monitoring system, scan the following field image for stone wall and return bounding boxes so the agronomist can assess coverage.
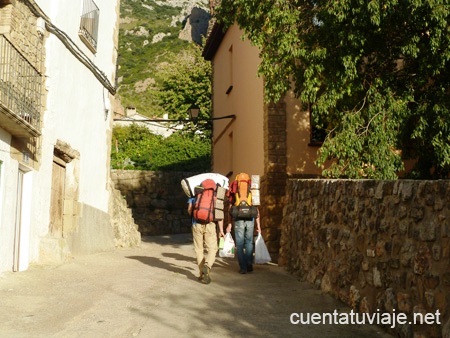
[262,101,288,262]
[279,179,450,338]
[109,180,141,248]
[111,170,196,236]
[8,1,45,72]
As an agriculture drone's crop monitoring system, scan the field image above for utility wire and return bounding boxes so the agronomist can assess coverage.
[23,0,116,95]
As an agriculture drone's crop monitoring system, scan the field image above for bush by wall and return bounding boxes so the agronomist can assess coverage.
[111,125,211,172]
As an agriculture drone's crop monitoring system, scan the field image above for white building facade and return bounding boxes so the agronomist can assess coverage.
[0,0,121,273]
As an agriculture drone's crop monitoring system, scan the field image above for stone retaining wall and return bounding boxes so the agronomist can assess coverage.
[109,180,141,248]
[111,170,196,236]
[279,179,450,338]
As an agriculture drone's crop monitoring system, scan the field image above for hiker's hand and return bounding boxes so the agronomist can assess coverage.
[226,224,232,233]
[219,231,225,237]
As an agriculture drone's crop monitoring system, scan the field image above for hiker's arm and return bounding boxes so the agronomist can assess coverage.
[226,210,232,232]
[226,206,232,233]
[218,219,225,237]
[187,197,194,215]
[255,208,261,233]
[226,222,232,233]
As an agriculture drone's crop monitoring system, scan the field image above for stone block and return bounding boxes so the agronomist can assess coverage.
[432,244,441,261]
[321,273,332,293]
[424,290,434,308]
[398,220,409,234]
[358,270,366,288]
[373,267,382,288]
[411,206,425,221]
[361,260,370,271]
[397,291,412,314]
[359,296,371,313]
[349,285,360,309]
[264,227,280,241]
[366,248,376,257]
[413,248,431,275]
[374,182,384,199]
[376,240,387,257]
[384,288,397,313]
[389,258,400,269]
[424,275,440,290]
[418,221,437,241]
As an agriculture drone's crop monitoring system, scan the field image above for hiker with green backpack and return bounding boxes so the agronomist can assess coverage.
[226,173,261,274]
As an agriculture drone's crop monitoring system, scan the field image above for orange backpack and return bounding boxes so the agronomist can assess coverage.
[229,173,252,206]
[228,173,258,220]
[193,179,217,223]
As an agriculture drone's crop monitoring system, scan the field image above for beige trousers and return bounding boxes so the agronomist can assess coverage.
[192,222,218,276]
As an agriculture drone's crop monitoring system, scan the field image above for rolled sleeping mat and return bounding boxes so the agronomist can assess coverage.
[181,173,229,197]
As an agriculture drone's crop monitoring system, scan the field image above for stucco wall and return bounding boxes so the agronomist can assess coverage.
[0,0,120,273]
[284,89,323,177]
[280,179,450,337]
[0,0,45,272]
[211,24,265,176]
[28,0,119,262]
[0,129,18,272]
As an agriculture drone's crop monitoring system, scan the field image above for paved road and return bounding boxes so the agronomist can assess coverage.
[0,234,393,338]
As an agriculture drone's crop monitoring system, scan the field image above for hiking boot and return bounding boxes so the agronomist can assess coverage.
[201,265,211,284]
[247,265,253,273]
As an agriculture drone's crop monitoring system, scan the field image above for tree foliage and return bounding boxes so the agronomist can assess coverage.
[154,43,213,137]
[111,124,211,172]
[217,0,450,179]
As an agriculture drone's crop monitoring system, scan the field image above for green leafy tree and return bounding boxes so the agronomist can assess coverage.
[154,43,213,138]
[217,0,450,179]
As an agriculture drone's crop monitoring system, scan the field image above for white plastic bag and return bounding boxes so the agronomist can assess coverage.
[219,232,235,258]
[254,233,271,264]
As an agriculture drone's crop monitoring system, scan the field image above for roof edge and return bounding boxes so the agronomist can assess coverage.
[202,21,226,61]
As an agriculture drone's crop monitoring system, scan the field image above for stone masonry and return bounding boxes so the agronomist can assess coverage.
[2,0,45,168]
[111,170,196,236]
[279,179,450,338]
[261,101,288,262]
[7,1,45,71]
[109,179,141,248]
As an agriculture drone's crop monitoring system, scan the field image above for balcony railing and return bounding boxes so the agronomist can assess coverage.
[0,34,42,137]
[79,0,99,53]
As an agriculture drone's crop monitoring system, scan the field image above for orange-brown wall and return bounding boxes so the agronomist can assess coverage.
[211,24,323,179]
[211,24,265,177]
[285,89,323,177]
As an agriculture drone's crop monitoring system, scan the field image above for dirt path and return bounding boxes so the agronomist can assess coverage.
[0,234,393,338]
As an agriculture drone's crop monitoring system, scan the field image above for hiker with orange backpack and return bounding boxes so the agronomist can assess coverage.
[226,173,261,274]
[187,178,225,284]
